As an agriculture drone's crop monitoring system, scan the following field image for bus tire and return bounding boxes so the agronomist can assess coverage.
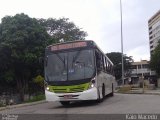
[110,83,114,96]
[60,101,70,106]
[102,84,105,99]
[97,89,102,103]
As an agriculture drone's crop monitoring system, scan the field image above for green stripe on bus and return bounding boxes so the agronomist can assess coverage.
[48,83,90,93]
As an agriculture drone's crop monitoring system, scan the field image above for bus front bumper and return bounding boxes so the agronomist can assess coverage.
[45,87,98,102]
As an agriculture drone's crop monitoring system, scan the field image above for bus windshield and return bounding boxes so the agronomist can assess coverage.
[45,49,95,81]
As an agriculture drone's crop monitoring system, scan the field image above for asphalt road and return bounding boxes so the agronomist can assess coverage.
[0,93,160,114]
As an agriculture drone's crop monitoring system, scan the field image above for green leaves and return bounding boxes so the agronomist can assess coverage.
[0,13,87,101]
[0,14,50,99]
[3,70,15,82]
[33,75,44,88]
[150,43,160,76]
[106,52,133,80]
[39,18,87,43]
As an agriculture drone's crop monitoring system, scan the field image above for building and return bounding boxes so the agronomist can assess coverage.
[148,10,160,55]
[130,60,156,85]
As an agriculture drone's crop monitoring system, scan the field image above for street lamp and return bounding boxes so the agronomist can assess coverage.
[120,0,124,85]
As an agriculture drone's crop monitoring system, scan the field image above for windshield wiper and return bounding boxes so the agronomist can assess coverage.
[56,53,65,67]
[72,50,82,63]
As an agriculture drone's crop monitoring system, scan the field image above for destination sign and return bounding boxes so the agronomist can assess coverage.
[50,41,87,51]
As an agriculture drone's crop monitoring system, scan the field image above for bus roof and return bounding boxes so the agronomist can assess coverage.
[46,40,93,48]
[46,40,114,65]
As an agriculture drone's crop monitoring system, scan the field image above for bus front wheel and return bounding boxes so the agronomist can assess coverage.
[102,84,105,99]
[97,89,102,103]
[110,83,114,96]
[60,101,70,106]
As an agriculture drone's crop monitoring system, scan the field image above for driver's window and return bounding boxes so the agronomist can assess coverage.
[95,51,101,71]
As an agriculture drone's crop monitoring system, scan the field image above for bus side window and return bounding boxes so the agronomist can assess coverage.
[102,56,105,71]
[104,57,107,72]
[112,65,115,75]
[100,54,105,71]
[95,51,101,72]
[106,60,109,73]
[108,64,111,74]
[107,62,111,74]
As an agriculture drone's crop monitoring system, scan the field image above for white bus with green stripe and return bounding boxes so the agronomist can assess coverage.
[44,40,115,106]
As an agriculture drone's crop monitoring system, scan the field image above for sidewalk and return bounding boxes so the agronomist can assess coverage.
[117,87,160,95]
[129,88,160,95]
[0,100,46,111]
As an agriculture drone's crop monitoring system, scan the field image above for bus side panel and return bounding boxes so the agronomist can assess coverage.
[97,71,113,97]
[96,71,103,99]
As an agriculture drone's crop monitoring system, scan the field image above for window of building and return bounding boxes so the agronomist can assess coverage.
[151,50,154,54]
[149,36,153,39]
[138,65,141,69]
[149,26,152,30]
[150,41,153,44]
[131,65,137,69]
[149,31,152,35]
[142,64,149,69]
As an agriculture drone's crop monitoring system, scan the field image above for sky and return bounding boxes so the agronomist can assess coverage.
[0,0,160,61]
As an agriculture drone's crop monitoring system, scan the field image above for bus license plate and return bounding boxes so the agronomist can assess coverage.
[64,95,72,99]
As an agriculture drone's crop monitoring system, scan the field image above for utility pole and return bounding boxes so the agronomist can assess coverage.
[142,73,145,93]
[141,63,145,93]
[120,0,124,85]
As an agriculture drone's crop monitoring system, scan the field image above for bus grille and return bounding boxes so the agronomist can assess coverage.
[48,83,89,93]
[70,87,85,92]
[52,87,85,93]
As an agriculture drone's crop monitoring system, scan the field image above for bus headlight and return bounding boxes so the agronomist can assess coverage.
[90,84,94,88]
[44,81,50,91]
[46,86,50,91]
[89,77,96,89]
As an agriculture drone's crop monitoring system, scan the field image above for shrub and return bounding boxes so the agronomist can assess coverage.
[118,85,131,93]
[24,94,45,103]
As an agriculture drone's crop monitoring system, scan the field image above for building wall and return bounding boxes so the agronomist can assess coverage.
[148,10,160,54]
[130,60,156,85]
[130,60,156,77]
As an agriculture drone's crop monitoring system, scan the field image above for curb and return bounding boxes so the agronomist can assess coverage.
[0,100,47,111]
[116,92,160,95]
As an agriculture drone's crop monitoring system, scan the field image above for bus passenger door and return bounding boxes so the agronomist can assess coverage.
[95,51,103,98]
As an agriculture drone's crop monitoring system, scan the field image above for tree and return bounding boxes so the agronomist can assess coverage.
[38,18,87,44]
[0,13,88,101]
[106,52,133,80]
[150,43,160,77]
[0,13,50,101]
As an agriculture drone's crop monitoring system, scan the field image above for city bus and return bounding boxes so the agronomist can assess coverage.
[44,40,115,106]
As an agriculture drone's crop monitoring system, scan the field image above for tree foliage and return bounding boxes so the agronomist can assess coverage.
[106,52,133,80]
[0,13,50,100]
[39,18,87,44]
[0,13,87,101]
[150,43,160,77]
